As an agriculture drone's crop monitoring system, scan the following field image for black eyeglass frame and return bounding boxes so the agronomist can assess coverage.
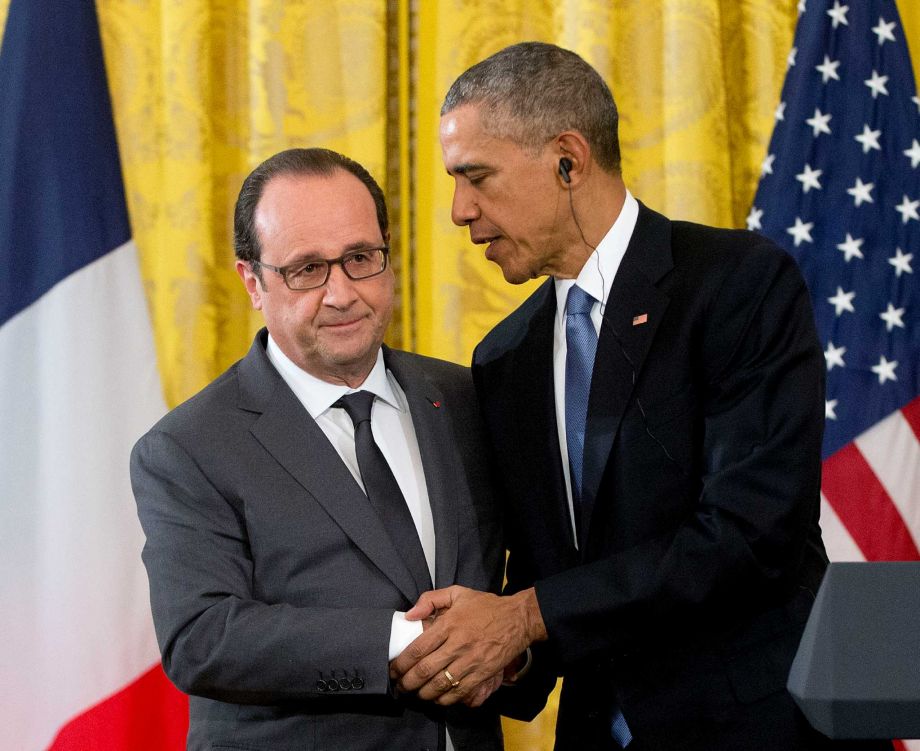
[253,245,390,290]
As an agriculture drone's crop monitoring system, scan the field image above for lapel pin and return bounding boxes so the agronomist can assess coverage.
[632,313,648,326]
[429,399,441,408]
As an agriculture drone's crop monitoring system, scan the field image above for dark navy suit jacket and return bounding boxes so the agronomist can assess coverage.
[475,203,830,750]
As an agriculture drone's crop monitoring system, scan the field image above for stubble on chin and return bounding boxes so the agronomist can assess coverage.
[316,318,386,376]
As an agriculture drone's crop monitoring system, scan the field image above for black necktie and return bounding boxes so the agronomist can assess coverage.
[335,391,432,594]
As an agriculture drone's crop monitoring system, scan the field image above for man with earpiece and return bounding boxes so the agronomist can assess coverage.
[391,42,891,751]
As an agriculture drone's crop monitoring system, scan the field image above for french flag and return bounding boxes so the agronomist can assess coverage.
[0,1,187,747]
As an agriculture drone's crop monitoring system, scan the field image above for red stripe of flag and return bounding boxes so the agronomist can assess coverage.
[900,396,920,443]
[48,665,187,751]
[821,443,920,561]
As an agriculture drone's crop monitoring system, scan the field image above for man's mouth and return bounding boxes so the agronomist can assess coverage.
[322,317,364,331]
[471,234,500,246]
[471,235,502,260]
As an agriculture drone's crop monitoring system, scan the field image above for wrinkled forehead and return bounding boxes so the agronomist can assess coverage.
[441,105,547,177]
[255,172,382,257]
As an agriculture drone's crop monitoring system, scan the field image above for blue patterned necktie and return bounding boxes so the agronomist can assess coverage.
[564,286,633,748]
[565,285,598,518]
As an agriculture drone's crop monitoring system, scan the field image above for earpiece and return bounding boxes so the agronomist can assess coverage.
[558,157,572,184]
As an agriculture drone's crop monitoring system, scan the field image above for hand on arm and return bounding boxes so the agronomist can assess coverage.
[388,585,547,706]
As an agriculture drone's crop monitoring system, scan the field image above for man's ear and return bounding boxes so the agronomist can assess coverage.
[236,260,264,310]
[554,131,591,187]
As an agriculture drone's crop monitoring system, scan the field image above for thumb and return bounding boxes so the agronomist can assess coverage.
[405,586,459,620]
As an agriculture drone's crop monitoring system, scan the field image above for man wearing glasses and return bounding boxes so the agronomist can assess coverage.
[130,148,503,750]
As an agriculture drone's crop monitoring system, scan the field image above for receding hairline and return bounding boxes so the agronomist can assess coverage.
[253,168,385,239]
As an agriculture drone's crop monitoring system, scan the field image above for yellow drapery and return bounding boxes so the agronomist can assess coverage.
[3,1,919,748]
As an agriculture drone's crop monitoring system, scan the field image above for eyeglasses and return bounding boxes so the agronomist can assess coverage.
[253,246,390,290]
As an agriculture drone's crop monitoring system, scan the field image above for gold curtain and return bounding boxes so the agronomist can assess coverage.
[3,1,920,748]
[96,0,399,407]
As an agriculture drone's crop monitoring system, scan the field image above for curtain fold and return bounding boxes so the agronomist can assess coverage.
[98,0,391,407]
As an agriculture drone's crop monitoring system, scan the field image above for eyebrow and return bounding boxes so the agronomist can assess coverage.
[286,241,386,264]
[447,162,492,177]
[340,240,386,251]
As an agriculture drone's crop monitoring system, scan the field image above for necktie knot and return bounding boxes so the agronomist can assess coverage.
[566,285,595,316]
[335,390,375,426]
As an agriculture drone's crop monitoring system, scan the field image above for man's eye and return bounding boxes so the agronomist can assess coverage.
[292,262,322,277]
[346,250,381,269]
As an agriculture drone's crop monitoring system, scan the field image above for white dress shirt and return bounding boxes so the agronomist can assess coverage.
[552,191,639,546]
[265,337,429,658]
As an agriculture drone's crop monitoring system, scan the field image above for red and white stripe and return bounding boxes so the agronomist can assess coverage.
[821,396,920,562]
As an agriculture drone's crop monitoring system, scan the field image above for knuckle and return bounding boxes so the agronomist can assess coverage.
[414,659,435,679]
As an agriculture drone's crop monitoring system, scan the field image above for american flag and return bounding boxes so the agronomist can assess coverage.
[751,0,920,581]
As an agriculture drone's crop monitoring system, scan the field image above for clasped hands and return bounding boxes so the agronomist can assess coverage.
[389,585,546,708]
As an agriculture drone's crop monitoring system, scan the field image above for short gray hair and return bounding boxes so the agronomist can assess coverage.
[441,42,621,174]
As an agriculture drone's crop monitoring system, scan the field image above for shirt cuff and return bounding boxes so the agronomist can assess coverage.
[388,611,424,661]
[502,647,533,686]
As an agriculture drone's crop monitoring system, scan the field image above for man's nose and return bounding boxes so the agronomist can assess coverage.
[451,182,480,227]
[322,262,358,306]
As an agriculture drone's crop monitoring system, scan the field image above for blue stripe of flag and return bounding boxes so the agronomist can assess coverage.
[0,0,131,327]
[751,0,920,459]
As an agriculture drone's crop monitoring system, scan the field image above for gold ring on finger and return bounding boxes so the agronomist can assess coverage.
[443,669,461,689]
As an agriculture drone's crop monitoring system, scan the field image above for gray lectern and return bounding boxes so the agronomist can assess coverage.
[787,562,920,739]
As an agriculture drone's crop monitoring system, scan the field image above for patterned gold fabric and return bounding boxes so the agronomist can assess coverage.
[3,1,920,747]
[96,0,393,406]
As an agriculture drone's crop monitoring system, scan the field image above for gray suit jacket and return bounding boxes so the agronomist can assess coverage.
[131,330,503,751]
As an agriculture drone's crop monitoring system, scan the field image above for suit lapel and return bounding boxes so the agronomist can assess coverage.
[383,348,459,590]
[580,205,673,546]
[511,281,579,554]
[239,333,423,604]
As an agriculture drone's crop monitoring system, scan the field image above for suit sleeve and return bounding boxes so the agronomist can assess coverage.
[440,366,506,598]
[131,428,395,705]
[531,245,826,665]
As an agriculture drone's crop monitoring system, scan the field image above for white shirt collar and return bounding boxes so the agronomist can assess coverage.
[265,335,402,419]
[554,190,639,318]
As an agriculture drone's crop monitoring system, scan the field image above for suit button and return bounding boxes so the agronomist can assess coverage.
[315,680,328,692]
[337,677,351,691]
[326,679,340,692]
[351,677,365,690]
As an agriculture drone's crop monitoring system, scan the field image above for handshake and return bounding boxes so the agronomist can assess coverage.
[389,584,547,708]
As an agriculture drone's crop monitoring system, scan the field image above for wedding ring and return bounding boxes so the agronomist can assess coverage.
[443,669,461,689]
